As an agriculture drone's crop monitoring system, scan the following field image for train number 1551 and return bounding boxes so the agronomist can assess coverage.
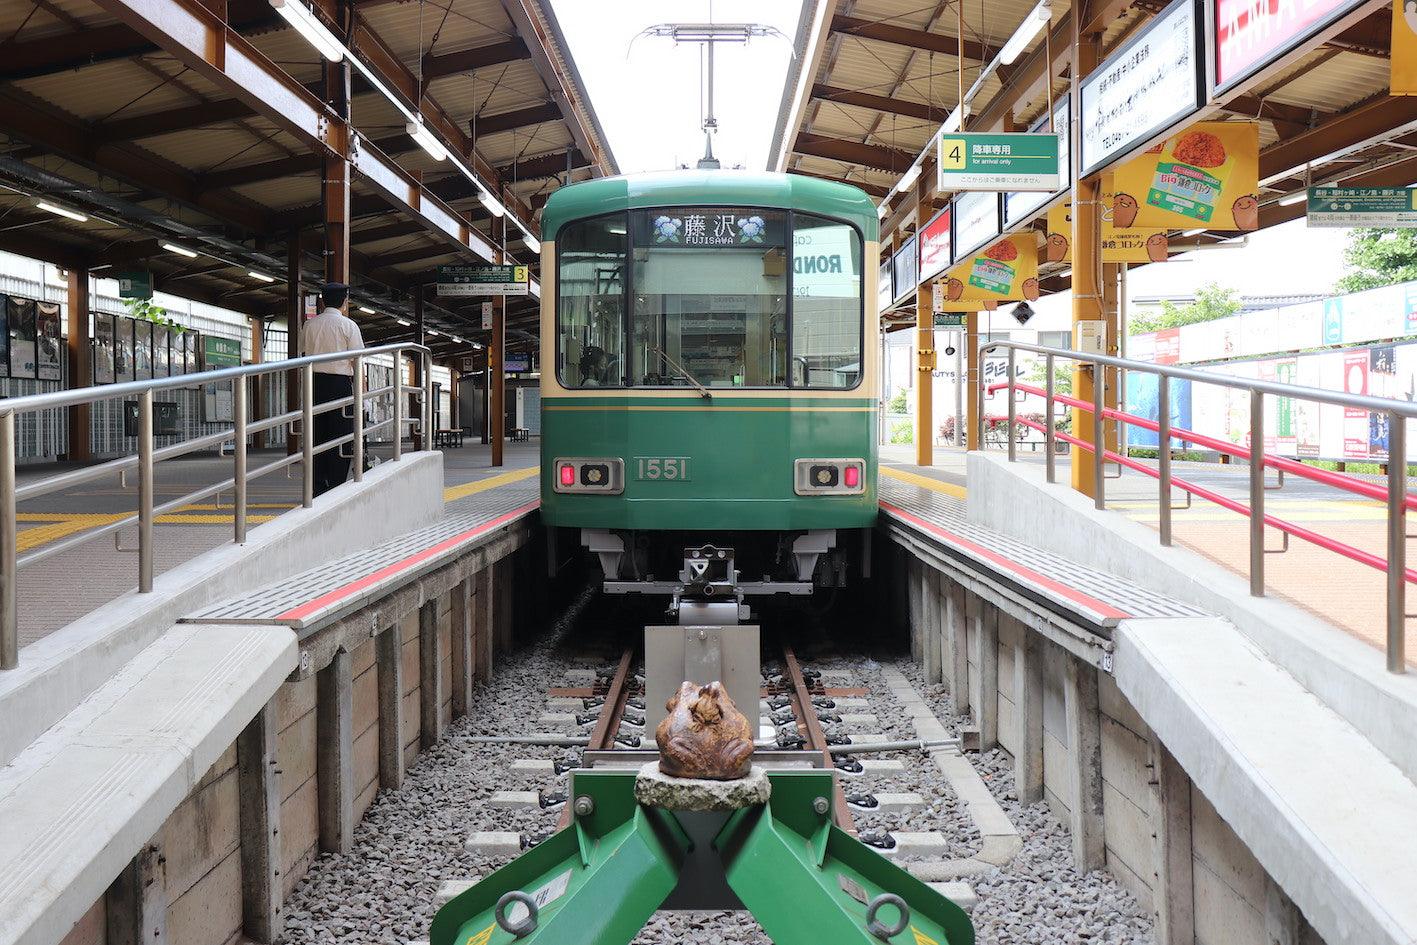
[634,457,690,481]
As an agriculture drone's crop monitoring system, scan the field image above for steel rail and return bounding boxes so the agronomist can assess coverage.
[782,645,854,833]
[558,648,638,829]
[979,341,1411,674]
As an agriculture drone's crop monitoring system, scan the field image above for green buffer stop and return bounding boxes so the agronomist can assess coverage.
[430,770,975,945]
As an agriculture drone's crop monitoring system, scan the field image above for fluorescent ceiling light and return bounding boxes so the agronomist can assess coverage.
[427,329,441,336]
[1181,228,1206,237]
[999,1,1051,66]
[358,305,375,314]
[478,190,505,218]
[405,119,448,162]
[942,103,970,134]
[877,203,889,218]
[396,318,412,326]
[163,243,198,258]
[898,163,922,190]
[1279,191,1308,206]
[247,270,276,283]
[268,0,344,62]
[522,234,541,254]
[35,200,87,222]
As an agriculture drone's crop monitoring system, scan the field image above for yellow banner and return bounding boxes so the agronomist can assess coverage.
[1111,121,1260,231]
[933,233,1038,310]
[1046,176,1169,264]
[1395,0,1417,95]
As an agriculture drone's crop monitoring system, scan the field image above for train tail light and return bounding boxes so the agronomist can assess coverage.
[552,457,624,494]
[794,459,867,496]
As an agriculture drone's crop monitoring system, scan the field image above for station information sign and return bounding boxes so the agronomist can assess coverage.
[952,191,1002,261]
[891,235,919,304]
[877,261,893,313]
[437,264,529,297]
[936,132,1060,193]
[1005,98,1071,227]
[1079,0,1201,176]
[1307,188,1417,228]
[918,208,952,282]
[1213,0,1364,94]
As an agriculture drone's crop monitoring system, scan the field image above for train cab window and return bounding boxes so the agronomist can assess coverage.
[629,208,788,388]
[557,214,627,388]
[791,213,863,388]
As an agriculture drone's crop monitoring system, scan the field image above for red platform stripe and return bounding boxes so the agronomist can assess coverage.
[879,500,1130,621]
[277,500,540,622]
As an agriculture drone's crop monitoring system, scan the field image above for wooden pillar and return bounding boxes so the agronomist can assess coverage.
[474,565,495,681]
[249,317,266,449]
[450,366,461,432]
[1063,653,1105,870]
[376,624,404,791]
[1150,735,1195,945]
[322,55,351,289]
[1069,19,1103,498]
[971,602,999,750]
[65,268,91,461]
[236,703,282,943]
[1013,632,1045,804]
[964,310,980,450]
[418,597,444,748]
[286,233,302,457]
[946,581,970,715]
[316,648,354,853]
[451,576,474,717]
[105,844,165,945]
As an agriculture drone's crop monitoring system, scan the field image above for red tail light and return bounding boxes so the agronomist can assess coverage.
[844,465,860,489]
[559,464,575,486]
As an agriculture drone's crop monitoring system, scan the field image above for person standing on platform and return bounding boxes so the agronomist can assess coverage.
[303,282,365,496]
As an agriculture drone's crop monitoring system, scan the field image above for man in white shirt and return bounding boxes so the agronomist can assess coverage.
[302,282,365,496]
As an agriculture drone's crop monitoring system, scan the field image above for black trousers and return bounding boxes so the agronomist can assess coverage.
[312,372,353,497]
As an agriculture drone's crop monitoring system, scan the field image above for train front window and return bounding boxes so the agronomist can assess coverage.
[557,214,627,388]
[792,213,863,388]
[629,208,788,388]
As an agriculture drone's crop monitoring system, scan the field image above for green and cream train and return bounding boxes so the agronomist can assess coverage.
[539,171,879,606]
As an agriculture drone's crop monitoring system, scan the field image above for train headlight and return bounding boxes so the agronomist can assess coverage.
[794,459,866,496]
[552,457,624,494]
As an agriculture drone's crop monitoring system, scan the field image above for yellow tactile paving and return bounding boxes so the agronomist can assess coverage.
[443,465,539,502]
[879,464,968,500]
[17,514,126,552]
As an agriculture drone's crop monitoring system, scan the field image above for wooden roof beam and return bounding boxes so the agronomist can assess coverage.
[471,102,563,137]
[810,84,945,123]
[1259,96,1417,182]
[830,14,1000,74]
[792,132,918,174]
[423,38,531,79]
[789,170,891,198]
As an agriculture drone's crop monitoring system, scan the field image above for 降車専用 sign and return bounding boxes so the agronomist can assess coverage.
[1080,0,1201,176]
[936,132,1060,193]
[1214,0,1365,94]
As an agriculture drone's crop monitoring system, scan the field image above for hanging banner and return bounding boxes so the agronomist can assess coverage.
[1214,0,1366,94]
[1111,122,1260,230]
[935,234,1039,310]
[1046,176,1170,263]
[1397,0,1417,94]
[1079,0,1201,176]
[936,132,1060,192]
[36,301,62,381]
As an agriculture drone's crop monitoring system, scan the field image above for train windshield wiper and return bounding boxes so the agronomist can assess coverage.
[651,346,712,400]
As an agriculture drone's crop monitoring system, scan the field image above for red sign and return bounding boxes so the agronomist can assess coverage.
[1214,0,1362,91]
[918,208,952,281]
[1154,328,1181,365]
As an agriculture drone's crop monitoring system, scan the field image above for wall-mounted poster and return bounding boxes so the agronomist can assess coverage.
[114,315,133,382]
[183,331,199,374]
[8,297,37,378]
[936,233,1040,310]
[94,314,115,384]
[152,324,171,378]
[1214,0,1366,94]
[133,319,153,381]
[1110,122,1260,231]
[0,298,10,379]
[35,302,62,382]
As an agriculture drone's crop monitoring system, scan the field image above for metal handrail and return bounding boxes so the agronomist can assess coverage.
[978,341,1411,675]
[0,341,435,671]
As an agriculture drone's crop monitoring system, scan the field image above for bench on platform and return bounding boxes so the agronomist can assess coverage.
[434,428,465,449]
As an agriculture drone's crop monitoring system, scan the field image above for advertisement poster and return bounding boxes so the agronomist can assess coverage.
[892,235,919,304]
[1342,351,1369,458]
[183,332,199,374]
[1079,0,1200,174]
[1395,0,1417,95]
[1125,373,1193,447]
[35,302,62,382]
[918,208,952,282]
[114,316,133,382]
[936,234,1039,309]
[152,324,170,378]
[1214,0,1365,92]
[94,314,115,384]
[8,297,36,378]
[133,319,153,381]
[1112,122,1260,230]
[0,299,9,379]
[1045,176,1169,263]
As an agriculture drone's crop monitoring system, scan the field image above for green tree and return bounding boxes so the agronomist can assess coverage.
[1335,228,1417,294]
[1129,281,1241,334]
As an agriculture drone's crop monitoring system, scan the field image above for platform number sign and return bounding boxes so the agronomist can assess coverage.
[940,139,965,170]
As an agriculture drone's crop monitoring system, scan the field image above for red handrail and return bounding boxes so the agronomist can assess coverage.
[988,381,1417,511]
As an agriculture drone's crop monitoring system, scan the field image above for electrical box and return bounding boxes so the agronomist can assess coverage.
[1075,319,1107,354]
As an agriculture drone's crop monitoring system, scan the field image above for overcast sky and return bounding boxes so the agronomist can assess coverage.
[550,0,806,174]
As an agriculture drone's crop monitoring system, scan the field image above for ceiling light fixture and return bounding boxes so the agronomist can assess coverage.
[358,305,376,314]
[1181,228,1207,238]
[163,243,198,258]
[396,318,412,326]
[247,270,276,283]
[898,163,922,190]
[522,234,541,254]
[1279,191,1308,206]
[999,0,1052,65]
[405,119,449,163]
[35,200,88,222]
[478,190,505,218]
[267,0,344,61]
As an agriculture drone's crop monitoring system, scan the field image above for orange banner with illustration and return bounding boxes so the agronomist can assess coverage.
[1395,0,1417,95]
[932,233,1038,310]
[1046,176,1168,264]
[1111,122,1260,231]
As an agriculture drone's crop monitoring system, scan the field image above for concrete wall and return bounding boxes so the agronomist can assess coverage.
[1,451,447,766]
[50,538,531,945]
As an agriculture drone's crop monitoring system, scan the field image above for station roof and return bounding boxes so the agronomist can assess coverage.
[0,0,617,356]
[772,0,1413,310]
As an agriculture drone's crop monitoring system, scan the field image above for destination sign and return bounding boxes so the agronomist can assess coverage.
[437,265,529,297]
[1307,188,1417,228]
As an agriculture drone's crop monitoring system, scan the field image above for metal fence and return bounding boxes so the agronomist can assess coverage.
[978,341,1414,675]
[0,342,433,670]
